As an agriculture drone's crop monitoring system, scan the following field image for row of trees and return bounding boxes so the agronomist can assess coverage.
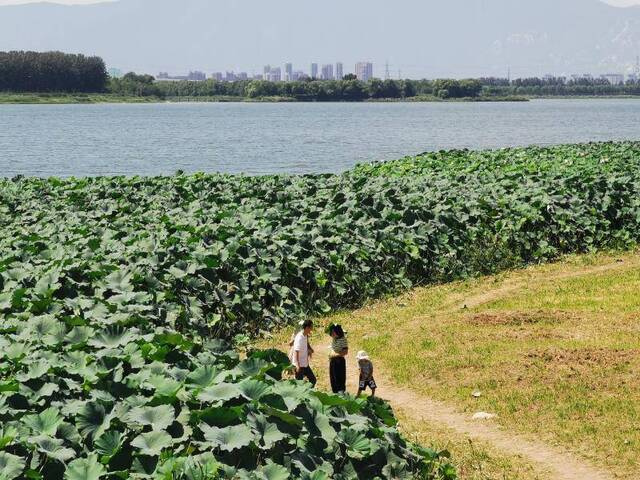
[0,51,108,92]
[114,74,640,100]
[109,76,485,100]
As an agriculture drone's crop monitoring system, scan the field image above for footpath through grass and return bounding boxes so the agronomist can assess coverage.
[296,250,640,479]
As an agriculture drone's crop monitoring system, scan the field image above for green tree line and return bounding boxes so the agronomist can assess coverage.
[109,75,484,100]
[0,51,107,93]
[111,74,640,101]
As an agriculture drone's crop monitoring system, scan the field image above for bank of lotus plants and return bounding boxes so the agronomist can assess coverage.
[0,313,453,479]
[2,141,640,478]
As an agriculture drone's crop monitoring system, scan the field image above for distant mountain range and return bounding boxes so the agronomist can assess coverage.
[1,0,639,78]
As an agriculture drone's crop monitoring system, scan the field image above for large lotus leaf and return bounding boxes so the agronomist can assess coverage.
[180,453,221,480]
[64,454,106,480]
[197,382,241,403]
[94,431,124,460]
[103,270,134,293]
[0,452,25,480]
[131,431,173,456]
[77,402,114,441]
[57,422,83,446]
[186,365,223,388]
[16,360,51,382]
[247,413,287,449]
[21,315,60,340]
[0,426,18,449]
[21,382,58,403]
[248,349,290,366]
[0,292,13,311]
[2,342,29,361]
[126,405,175,431]
[238,379,271,401]
[34,270,61,297]
[310,411,336,445]
[88,326,139,349]
[23,407,64,436]
[271,382,310,412]
[300,472,330,480]
[65,326,94,346]
[260,405,304,427]
[200,424,254,452]
[382,462,413,480]
[63,351,99,382]
[146,374,183,398]
[313,391,364,414]
[32,435,76,462]
[233,358,270,377]
[191,406,243,428]
[336,429,380,460]
[254,462,290,480]
[290,451,334,478]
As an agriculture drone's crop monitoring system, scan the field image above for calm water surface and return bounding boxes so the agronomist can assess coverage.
[0,99,638,177]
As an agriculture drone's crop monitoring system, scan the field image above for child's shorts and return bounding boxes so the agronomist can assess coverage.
[359,378,377,390]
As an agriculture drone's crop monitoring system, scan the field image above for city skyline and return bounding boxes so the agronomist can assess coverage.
[198,61,376,83]
[3,0,640,78]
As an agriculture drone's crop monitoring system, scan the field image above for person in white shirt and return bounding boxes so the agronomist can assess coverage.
[292,320,316,386]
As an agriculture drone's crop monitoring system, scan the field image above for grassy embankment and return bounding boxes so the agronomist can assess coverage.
[0,92,531,104]
[263,250,640,479]
[0,92,164,104]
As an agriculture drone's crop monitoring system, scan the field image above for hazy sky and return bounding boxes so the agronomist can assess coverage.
[0,0,639,4]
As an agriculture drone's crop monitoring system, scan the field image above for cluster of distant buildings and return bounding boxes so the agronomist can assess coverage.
[544,73,637,85]
[151,62,639,86]
[156,62,374,83]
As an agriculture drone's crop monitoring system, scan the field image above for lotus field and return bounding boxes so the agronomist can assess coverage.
[1,141,640,479]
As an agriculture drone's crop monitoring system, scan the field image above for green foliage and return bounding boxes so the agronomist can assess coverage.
[2,142,638,339]
[3,140,639,478]
[0,319,449,479]
[0,51,107,93]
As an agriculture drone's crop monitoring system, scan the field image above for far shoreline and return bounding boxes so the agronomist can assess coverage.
[2,92,640,105]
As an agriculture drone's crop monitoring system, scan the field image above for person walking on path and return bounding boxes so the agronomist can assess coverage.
[293,320,316,386]
[356,350,377,397]
[327,324,348,394]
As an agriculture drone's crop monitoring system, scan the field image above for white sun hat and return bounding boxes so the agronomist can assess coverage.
[356,351,370,361]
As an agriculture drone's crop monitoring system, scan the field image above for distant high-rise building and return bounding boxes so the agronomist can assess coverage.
[355,62,374,81]
[263,65,271,80]
[311,63,318,79]
[212,72,223,81]
[285,62,293,81]
[335,62,343,80]
[187,71,206,81]
[321,64,334,80]
[292,71,307,81]
[237,72,248,81]
[601,73,624,85]
[267,67,282,82]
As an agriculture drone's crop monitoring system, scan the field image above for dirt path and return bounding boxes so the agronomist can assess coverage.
[318,341,613,480]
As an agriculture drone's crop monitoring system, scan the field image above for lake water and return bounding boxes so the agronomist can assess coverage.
[0,99,638,177]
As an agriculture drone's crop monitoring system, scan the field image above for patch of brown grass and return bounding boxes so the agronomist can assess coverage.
[466,310,574,327]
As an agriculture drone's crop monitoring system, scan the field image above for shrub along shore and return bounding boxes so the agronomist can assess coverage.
[1,141,639,479]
